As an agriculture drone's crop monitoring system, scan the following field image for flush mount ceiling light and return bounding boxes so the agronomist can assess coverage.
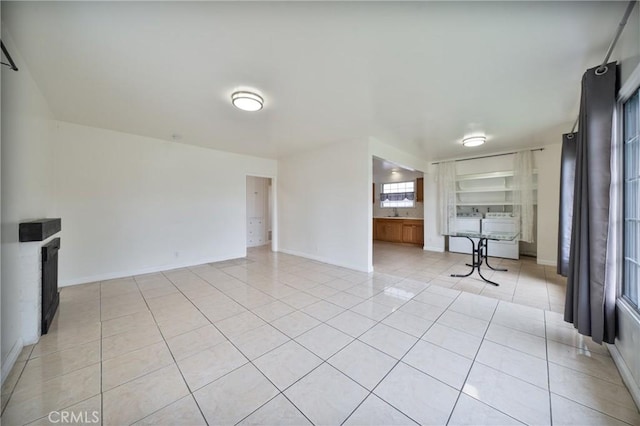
[231,91,263,112]
[462,136,486,147]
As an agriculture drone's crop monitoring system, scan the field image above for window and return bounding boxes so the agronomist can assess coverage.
[380,181,415,208]
[623,88,639,309]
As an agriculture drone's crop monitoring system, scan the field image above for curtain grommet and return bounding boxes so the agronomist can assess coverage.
[595,66,608,76]
[567,133,574,139]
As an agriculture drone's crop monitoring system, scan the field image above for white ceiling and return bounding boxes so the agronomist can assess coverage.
[4,1,639,160]
[373,156,423,182]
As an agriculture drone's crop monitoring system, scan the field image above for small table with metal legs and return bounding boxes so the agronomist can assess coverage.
[445,231,519,286]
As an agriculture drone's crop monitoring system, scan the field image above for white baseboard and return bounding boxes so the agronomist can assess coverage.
[536,259,557,267]
[424,245,444,253]
[608,343,640,410]
[1,338,23,385]
[277,248,370,273]
[59,254,245,287]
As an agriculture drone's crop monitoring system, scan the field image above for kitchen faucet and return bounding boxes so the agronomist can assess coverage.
[393,207,399,217]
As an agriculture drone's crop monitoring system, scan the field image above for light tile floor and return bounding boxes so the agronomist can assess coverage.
[2,243,639,425]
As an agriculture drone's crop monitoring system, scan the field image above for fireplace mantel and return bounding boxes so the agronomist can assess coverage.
[19,218,62,242]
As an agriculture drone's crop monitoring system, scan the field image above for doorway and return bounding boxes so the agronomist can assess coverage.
[372,156,425,268]
[246,176,273,249]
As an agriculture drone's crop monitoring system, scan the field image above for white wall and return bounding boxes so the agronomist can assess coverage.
[1,31,55,379]
[53,121,277,286]
[278,140,371,272]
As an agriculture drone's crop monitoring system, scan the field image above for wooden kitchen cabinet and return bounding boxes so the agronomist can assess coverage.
[402,220,424,245]
[374,218,422,245]
[374,219,403,243]
[416,177,424,202]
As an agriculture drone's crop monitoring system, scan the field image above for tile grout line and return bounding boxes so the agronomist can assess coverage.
[142,273,212,426]
[546,358,630,388]
[22,394,104,426]
[483,332,548,356]
[547,391,638,426]
[340,290,465,425]
[2,286,102,425]
[543,310,637,426]
[123,274,210,426]
[447,301,535,425]
[213,263,489,377]
[443,298,502,425]
[7,246,575,426]
[0,349,30,418]
[545,309,555,426]
[205,264,441,425]
[160,268,315,426]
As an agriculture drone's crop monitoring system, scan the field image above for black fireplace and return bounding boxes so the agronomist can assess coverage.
[41,238,61,334]
[19,218,62,335]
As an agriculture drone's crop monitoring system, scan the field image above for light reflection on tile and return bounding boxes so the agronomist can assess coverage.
[2,243,635,426]
[449,393,523,425]
[463,363,551,425]
[3,364,100,426]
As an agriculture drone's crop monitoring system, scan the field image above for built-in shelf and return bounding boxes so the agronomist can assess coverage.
[455,171,538,209]
[457,202,514,206]
[456,186,538,194]
[456,187,506,193]
[457,203,539,206]
[457,170,539,181]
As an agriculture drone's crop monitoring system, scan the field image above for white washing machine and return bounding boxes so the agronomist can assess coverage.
[482,212,520,259]
[449,213,482,255]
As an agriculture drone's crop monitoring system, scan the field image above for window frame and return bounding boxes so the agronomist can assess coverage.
[622,89,640,311]
[616,63,640,319]
[379,180,416,209]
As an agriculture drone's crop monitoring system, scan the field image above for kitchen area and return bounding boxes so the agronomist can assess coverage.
[372,157,425,247]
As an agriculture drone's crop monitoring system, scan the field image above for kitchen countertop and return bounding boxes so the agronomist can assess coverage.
[373,217,423,220]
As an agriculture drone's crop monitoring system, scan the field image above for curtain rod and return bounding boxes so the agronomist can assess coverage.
[0,41,19,72]
[597,0,636,74]
[570,0,636,133]
[431,148,544,165]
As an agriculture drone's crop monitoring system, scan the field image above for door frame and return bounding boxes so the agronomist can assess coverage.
[245,174,277,252]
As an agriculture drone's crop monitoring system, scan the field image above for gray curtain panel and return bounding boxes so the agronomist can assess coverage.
[557,133,577,277]
[564,62,617,344]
